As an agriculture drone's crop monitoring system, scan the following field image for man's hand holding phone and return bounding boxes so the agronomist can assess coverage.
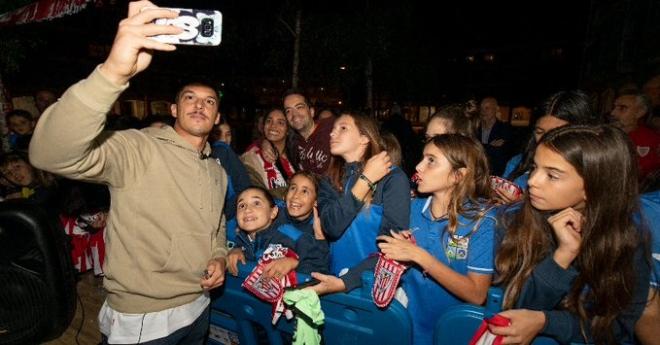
[100,1,181,86]
[201,257,227,290]
[151,8,223,46]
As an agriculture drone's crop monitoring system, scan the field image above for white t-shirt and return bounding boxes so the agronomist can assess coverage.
[98,292,210,344]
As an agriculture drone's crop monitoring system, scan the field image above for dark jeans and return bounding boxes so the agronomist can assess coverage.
[102,305,210,345]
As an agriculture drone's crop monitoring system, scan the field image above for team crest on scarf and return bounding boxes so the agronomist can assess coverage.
[372,254,408,308]
[242,245,299,324]
[372,234,416,308]
[637,146,650,157]
[243,263,284,303]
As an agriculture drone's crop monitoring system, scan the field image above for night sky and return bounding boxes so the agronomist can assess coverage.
[0,0,656,109]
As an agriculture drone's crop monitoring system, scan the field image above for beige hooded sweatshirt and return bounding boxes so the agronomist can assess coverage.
[30,67,228,313]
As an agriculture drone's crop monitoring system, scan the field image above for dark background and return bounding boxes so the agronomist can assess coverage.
[1,0,659,114]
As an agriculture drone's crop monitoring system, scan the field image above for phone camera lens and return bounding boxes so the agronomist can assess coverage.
[201,18,214,37]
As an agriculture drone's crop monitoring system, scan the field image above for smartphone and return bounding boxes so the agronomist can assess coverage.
[490,175,522,199]
[151,8,222,46]
[285,278,321,291]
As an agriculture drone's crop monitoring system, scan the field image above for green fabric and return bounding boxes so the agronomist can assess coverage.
[283,289,325,345]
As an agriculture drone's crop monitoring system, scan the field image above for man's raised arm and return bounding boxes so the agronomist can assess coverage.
[29,1,181,180]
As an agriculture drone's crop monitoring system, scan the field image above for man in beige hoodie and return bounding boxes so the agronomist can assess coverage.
[29,2,228,344]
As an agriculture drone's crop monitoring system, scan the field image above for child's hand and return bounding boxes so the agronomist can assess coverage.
[390,229,412,240]
[377,230,421,263]
[362,151,392,184]
[227,248,246,276]
[494,185,522,204]
[548,207,584,268]
[312,206,325,240]
[488,309,545,345]
[308,272,346,295]
[263,257,298,279]
[489,139,505,147]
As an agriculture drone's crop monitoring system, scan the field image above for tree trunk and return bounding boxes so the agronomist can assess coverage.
[291,9,302,89]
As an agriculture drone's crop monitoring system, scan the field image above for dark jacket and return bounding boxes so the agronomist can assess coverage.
[236,217,330,275]
[278,210,330,274]
[289,117,334,175]
[515,248,650,344]
[317,162,411,239]
[478,120,513,176]
[317,162,411,274]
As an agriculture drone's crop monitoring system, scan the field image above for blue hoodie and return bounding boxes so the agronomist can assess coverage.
[640,191,660,288]
[317,162,410,274]
[340,197,497,345]
[236,214,329,275]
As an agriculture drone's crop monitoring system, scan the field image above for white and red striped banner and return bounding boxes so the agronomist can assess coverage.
[0,0,91,26]
[372,253,408,308]
[242,264,284,303]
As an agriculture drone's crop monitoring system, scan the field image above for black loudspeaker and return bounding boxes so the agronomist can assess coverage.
[0,201,77,345]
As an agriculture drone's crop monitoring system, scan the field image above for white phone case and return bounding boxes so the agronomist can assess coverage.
[152,8,222,46]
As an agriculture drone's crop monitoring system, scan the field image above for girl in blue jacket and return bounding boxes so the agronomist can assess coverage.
[493,125,651,344]
[311,134,496,345]
[277,171,330,274]
[226,186,327,277]
[318,111,411,275]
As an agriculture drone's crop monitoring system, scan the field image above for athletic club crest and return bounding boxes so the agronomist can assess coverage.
[242,264,283,303]
[637,146,650,157]
[242,247,299,324]
[372,234,416,308]
[372,254,408,308]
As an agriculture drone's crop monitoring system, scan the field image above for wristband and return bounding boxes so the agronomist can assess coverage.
[359,174,376,192]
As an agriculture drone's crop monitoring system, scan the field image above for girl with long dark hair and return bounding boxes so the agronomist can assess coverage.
[497,90,602,203]
[492,125,651,344]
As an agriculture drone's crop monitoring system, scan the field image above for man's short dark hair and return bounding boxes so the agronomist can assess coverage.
[174,82,218,103]
[282,89,309,106]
